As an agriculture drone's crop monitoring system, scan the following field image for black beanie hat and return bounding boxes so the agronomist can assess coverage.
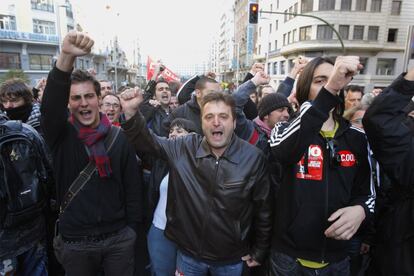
[258,93,290,119]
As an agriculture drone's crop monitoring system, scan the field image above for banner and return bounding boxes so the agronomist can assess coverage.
[146,57,180,83]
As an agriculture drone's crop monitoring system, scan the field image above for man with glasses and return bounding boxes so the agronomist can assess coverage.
[101,93,122,126]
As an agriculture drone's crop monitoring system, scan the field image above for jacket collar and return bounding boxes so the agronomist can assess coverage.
[195,133,240,164]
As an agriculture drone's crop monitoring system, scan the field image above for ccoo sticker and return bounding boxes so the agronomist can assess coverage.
[338,150,356,167]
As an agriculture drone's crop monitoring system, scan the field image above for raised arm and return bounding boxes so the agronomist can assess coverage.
[40,31,94,149]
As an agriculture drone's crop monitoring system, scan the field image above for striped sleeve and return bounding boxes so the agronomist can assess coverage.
[269,101,312,147]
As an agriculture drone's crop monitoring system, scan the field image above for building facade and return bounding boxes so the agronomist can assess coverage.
[256,0,414,91]
[0,0,75,85]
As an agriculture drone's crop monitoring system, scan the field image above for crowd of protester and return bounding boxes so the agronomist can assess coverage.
[1,30,414,276]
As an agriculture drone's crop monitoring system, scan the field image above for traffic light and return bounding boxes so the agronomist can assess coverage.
[249,3,259,24]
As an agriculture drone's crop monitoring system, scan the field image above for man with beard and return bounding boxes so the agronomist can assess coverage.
[120,89,272,275]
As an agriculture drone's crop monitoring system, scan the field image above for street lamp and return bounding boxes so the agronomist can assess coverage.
[55,3,68,54]
[105,5,120,92]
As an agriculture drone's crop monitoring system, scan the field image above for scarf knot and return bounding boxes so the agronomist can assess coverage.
[70,113,113,178]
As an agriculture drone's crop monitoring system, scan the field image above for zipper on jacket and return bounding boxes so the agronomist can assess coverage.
[197,158,220,256]
[320,139,330,264]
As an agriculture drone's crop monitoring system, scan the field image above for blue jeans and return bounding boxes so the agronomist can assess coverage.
[147,224,177,276]
[269,251,350,276]
[176,251,243,276]
[0,241,47,276]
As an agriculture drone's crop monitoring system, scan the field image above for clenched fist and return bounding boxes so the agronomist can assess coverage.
[120,88,142,120]
[62,31,94,57]
[325,56,363,94]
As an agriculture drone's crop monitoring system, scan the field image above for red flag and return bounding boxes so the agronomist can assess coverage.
[146,57,180,83]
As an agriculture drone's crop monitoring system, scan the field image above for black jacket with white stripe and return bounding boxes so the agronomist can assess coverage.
[269,87,375,263]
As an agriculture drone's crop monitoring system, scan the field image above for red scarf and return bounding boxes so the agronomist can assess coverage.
[70,113,112,178]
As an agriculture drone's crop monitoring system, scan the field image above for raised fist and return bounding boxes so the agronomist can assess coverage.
[325,56,363,94]
[249,63,265,75]
[251,71,270,86]
[61,31,94,57]
[120,88,142,120]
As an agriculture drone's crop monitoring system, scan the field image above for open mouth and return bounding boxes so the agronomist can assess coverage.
[80,110,92,119]
[212,131,223,138]
[106,112,115,120]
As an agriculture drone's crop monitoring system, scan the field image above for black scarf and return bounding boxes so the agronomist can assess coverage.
[4,104,32,122]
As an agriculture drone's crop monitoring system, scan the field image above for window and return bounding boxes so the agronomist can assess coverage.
[270,4,273,11]
[283,34,287,46]
[319,0,335,11]
[317,25,333,40]
[288,31,292,44]
[268,42,272,51]
[66,3,74,18]
[387,28,398,42]
[294,3,298,14]
[301,0,314,13]
[353,25,364,40]
[292,29,297,42]
[0,15,16,30]
[85,60,90,69]
[371,0,382,12]
[269,23,272,34]
[275,20,279,31]
[299,26,312,41]
[267,63,271,74]
[277,0,280,9]
[258,45,261,55]
[67,24,74,32]
[31,0,54,12]
[0,53,21,69]
[78,59,84,69]
[274,40,278,50]
[33,19,56,35]
[289,7,293,20]
[280,60,286,75]
[341,0,352,10]
[355,0,367,11]
[29,54,52,70]
[259,27,262,37]
[359,57,368,74]
[376,58,396,75]
[273,62,278,75]
[339,25,350,40]
[391,1,402,15]
[368,26,379,41]
[284,9,288,22]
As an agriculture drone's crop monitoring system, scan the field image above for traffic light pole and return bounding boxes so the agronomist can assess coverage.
[259,11,346,54]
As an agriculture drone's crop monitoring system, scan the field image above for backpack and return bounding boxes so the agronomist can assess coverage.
[0,120,49,229]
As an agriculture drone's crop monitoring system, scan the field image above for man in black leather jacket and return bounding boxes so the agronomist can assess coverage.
[120,89,272,275]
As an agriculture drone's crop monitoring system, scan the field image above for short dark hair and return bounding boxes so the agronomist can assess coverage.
[170,118,196,133]
[0,78,33,105]
[345,85,364,96]
[195,77,218,91]
[200,92,236,120]
[71,69,101,97]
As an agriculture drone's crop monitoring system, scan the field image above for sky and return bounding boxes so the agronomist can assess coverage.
[70,0,229,71]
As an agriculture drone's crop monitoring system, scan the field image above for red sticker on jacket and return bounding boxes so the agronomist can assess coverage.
[338,150,356,167]
[296,145,323,181]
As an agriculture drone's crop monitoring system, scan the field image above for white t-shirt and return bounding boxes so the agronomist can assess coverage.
[152,173,169,230]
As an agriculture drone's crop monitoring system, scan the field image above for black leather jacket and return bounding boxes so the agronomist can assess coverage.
[122,112,272,264]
